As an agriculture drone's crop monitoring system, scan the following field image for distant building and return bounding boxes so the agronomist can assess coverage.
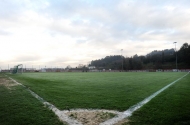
[88,66,96,69]
[41,68,46,72]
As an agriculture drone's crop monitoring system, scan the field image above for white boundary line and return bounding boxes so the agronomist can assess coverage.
[9,77,83,125]
[100,72,189,125]
[8,77,123,125]
[8,72,189,125]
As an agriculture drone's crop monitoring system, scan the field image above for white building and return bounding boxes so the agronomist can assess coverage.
[41,68,46,72]
[88,66,96,69]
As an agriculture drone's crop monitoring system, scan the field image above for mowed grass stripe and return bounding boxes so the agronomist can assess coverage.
[127,73,190,125]
[8,72,186,111]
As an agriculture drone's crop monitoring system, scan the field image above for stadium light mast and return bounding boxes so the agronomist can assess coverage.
[121,49,123,71]
[173,42,177,71]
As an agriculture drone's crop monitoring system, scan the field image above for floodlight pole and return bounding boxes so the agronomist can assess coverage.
[121,49,123,71]
[21,64,23,74]
[173,42,177,71]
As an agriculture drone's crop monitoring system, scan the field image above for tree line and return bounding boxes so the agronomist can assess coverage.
[90,43,190,70]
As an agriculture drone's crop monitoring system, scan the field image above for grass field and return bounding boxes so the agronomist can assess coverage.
[2,72,189,125]
[7,72,187,112]
[0,73,64,125]
[127,72,190,125]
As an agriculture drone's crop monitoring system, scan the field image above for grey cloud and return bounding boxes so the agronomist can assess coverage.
[45,56,90,67]
[12,55,42,62]
[0,30,11,36]
[0,0,26,19]
[30,0,190,46]
[1,0,190,69]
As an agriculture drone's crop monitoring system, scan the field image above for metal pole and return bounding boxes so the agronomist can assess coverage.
[121,49,123,71]
[21,64,23,74]
[173,42,177,71]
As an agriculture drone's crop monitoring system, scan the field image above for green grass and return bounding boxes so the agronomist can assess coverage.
[0,74,64,125]
[127,73,190,125]
[7,72,186,111]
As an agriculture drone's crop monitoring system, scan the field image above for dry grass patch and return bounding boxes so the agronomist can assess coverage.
[66,111,116,125]
[0,77,18,89]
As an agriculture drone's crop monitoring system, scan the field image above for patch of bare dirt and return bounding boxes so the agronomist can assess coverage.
[0,77,18,89]
[66,111,116,125]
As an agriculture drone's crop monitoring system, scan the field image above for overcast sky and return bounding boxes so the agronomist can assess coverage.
[0,0,190,69]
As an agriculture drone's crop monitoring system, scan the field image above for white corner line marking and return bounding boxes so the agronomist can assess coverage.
[100,72,189,125]
[8,77,82,125]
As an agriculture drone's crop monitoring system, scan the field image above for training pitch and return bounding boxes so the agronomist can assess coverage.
[7,72,186,111]
[2,72,190,125]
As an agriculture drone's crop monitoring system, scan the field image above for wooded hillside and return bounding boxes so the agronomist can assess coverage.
[90,43,190,70]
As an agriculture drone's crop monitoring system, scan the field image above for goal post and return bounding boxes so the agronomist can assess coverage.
[12,64,23,74]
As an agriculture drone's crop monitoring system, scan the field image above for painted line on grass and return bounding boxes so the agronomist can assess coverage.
[8,72,189,125]
[8,76,123,125]
[8,77,83,125]
[100,72,189,125]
